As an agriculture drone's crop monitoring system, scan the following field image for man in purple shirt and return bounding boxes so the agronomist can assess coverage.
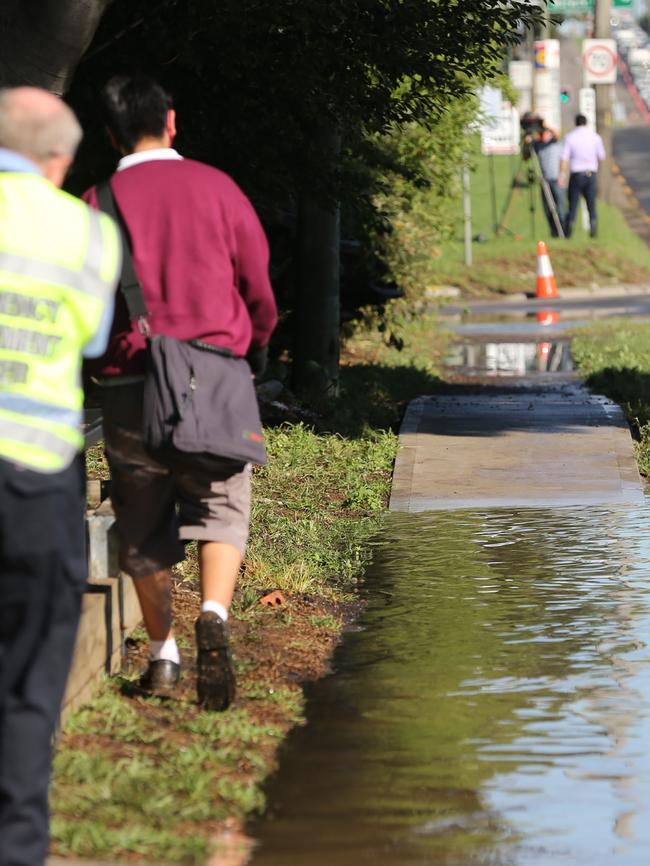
[560,114,606,238]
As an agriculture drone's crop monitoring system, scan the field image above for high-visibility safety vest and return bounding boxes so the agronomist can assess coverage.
[0,173,120,472]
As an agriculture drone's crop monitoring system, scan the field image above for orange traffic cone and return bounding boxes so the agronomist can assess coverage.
[536,310,559,326]
[536,241,558,299]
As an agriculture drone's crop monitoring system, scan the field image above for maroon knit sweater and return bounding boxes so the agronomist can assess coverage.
[84,158,277,377]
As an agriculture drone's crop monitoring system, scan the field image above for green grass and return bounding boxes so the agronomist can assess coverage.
[242,423,396,603]
[426,151,650,296]
[52,686,287,864]
[572,319,650,475]
[59,310,447,863]
[85,442,110,480]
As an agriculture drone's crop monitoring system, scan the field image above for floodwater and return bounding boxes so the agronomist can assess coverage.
[249,507,650,865]
[445,340,573,378]
[441,306,574,378]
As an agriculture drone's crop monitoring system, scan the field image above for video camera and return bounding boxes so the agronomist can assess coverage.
[520,112,544,137]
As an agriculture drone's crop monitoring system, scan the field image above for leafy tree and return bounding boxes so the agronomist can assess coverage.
[72,1,541,200]
[367,98,480,301]
[67,1,542,396]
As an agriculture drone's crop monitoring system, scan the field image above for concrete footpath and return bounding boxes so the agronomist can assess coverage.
[390,384,645,512]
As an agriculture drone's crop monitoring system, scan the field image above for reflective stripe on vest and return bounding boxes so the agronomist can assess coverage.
[0,214,107,300]
[0,411,79,471]
[0,176,119,472]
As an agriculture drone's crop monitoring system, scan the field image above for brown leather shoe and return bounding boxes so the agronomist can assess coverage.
[139,659,180,695]
[195,612,236,711]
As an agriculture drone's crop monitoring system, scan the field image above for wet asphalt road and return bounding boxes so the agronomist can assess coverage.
[614,125,650,214]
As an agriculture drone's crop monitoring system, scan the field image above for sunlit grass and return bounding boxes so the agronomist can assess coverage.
[572,318,650,475]
[425,151,650,296]
[71,309,448,862]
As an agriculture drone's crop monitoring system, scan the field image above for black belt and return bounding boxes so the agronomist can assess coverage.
[572,170,595,177]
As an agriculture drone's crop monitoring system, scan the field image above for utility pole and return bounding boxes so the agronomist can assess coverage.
[594,0,613,202]
[462,156,472,267]
[543,1,552,38]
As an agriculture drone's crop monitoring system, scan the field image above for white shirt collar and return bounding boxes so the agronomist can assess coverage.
[0,148,42,175]
[117,148,183,172]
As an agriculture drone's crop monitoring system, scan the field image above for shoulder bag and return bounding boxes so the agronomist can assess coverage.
[96,181,267,466]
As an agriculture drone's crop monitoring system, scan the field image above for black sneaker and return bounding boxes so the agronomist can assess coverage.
[195,611,236,711]
[139,659,180,695]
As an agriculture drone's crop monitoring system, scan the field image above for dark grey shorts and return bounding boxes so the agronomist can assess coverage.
[101,382,251,577]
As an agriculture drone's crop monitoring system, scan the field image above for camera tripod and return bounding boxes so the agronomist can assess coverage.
[496,149,564,239]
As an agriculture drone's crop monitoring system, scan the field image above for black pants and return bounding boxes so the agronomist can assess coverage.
[564,171,598,238]
[0,457,86,866]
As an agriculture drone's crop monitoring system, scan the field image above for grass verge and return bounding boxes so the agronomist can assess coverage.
[52,311,446,864]
[425,152,650,296]
[572,318,650,476]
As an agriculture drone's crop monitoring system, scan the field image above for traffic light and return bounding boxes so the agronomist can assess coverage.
[560,86,571,104]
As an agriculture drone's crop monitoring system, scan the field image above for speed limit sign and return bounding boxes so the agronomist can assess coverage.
[582,39,618,85]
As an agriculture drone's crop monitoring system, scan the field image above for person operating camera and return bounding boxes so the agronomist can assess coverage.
[522,113,565,238]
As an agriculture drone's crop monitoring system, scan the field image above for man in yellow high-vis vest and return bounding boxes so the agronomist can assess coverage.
[0,87,119,866]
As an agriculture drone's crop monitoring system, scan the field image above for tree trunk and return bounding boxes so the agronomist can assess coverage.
[292,129,341,402]
[0,0,111,94]
[594,0,613,204]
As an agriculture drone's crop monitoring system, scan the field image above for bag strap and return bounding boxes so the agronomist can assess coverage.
[96,180,150,331]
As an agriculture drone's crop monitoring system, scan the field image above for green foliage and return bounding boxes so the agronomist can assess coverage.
[245,423,396,599]
[370,98,479,298]
[335,305,446,435]
[52,686,282,863]
[414,149,650,296]
[572,320,650,476]
[84,442,109,480]
[69,0,541,205]
[65,1,541,371]
[308,613,341,630]
[70,307,448,862]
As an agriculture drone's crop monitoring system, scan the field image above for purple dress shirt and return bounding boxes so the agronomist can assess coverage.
[561,127,606,173]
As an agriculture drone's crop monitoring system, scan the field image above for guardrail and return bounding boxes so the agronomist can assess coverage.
[60,411,142,723]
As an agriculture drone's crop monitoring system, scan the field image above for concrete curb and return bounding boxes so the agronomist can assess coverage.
[60,501,142,725]
[553,283,650,300]
[388,397,425,513]
[445,283,650,308]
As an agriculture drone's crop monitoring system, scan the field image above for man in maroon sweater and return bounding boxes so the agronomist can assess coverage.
[84,75,277,710]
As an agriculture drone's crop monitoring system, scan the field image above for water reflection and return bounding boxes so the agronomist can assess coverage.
[445,341,573,376]
[249,507,650,865]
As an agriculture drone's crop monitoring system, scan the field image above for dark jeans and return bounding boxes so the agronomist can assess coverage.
[564,171,598,238]
[0,457,86,866]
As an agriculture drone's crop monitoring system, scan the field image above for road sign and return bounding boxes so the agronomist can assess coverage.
[480,104,520,156]
[582,39,618,85]
[509,61,533,91]
[534,41,561,131]
[579,87,596,130]
[509,60,533,113]
[534,39,560,70]
[550,0,631,9]
[549,0,593,12]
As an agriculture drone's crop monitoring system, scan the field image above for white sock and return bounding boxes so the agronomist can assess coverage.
[149,637,180,664]
[201,600,229,622]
